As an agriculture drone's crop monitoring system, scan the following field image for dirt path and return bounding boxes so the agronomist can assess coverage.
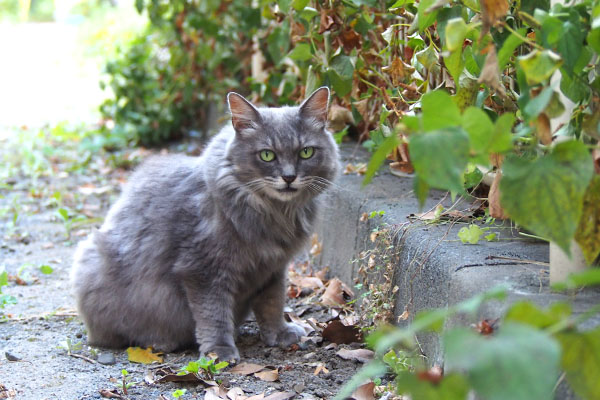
[0,142,370,400]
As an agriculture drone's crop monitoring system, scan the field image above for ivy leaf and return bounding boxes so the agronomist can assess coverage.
[504,301,571,329]
[517,49,562,85]
[395,371,470,400]
[327,55,354,96]
[409,127,470,198]
[575,176,600,265]
[421,90,462,131]
[560,67,591,104]
[552,268,600,291]
[291,0,310,11]
[418,0,439,31]
[127,347,164,364]
[445,49,465,86]
[363,134,400,185]
[416,44,438,70]
[556,328,600,400]
[498,28,526,70]
[445,323,560,400]
[500,141,594,254]
[445,18,468,52]
[458,224,485,244]
[288,43,313,62]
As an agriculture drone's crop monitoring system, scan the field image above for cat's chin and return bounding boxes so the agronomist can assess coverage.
[264,187,302,202]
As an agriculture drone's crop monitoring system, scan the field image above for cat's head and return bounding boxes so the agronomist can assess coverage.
[226,87,339,203]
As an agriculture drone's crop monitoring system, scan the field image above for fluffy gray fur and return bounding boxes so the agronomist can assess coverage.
[70,87,339,361]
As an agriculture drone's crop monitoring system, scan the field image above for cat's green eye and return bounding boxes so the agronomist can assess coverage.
[299,146,314,159]
[260,149,276,162]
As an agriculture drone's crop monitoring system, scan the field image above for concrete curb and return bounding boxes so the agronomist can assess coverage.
[315,145,600,368]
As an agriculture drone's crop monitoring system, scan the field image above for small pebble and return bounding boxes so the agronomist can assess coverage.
[293,383,305,393]
[97,352,116,365]
[5,351,21,361]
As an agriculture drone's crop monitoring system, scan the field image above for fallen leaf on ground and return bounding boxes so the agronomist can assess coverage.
[99,389,123,399]
[351,382,376,400]
[229,363,266,375]
[263,392,295,400]
[0,384,18,399]
[322,320,362,344]
[246,394,265,400]
[126,346,163,364]
[343,163,367,175]
[227,387,246,400]
[336,348,374,363]
[289,276,324,290]
[310,233,323,257]
[321,278,354,307]
[205,386,230,400]
[150,366,217,386]
[314,364,330,376]
[254,369,279,382]
[285,313,315,335]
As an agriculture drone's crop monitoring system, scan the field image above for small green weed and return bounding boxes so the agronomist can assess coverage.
[457,224,497,244]
[0,266,17,313]
[172,389,187,398]
[178,357,229,380]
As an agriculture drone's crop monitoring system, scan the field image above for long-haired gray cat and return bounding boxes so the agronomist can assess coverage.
[70,87,339,361]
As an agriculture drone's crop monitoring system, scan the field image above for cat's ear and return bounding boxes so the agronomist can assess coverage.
[299,87,330,127]
[227,93,262,131]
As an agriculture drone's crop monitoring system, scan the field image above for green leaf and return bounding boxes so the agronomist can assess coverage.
[413,175,430,208]
[458,224,485,244]
[462,107,494,156]
[575,176,600,265]
[444,49,465,85]
[421,91,461,131]
[0,268,8,287]
[445,323,560,400]
[409,127,470,196]
[505,301,571,329]
[588,26,600,54]
[288,43,312,62]
[557,328,600,400]
[39,265,53,275]
[490,113,514,152]
[333,361,388,400]
[556,19,584,74]
[135,0,144,14]
[500,141,594,253]
[552,268,600,291]
[305,65,319,97]
[484,233,496,241]
[362,134,400,185]
[291,0,310,11]
[497,28,527,70]
[445,18,468,52]
[418,0,439,31]
[524,86,554,121]
[416,44,438,70]
[464,164,483,189]
[517,49,562,85]
[57,208,69,221]
[395,371,470,400]
[327,55,354,97]
[560,67,591,104]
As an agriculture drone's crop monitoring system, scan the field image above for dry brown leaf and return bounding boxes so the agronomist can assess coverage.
[205,386,230,400]
[336,348,374,363]
[351,382,376,400]
[398,308,410,321]
[480,0,509,34]
[322,320,362,344]
[227,387,247,400]
[328,104,355,132]
[286,313,315,335]
[478,46,506,97]
[246,395,265,400]
[99,389,123,399]
[343,162,368,175]
[488,171,508,219]
[382,58,415,85]
[310,233,323,257]
[535,113,552,145]
[229,363,266,375]
[289,276,324,290]
[126,346,163,364]
[340,27,362,52]
[263,392,295,400]
[254,369,279,382]
[321,278,354,307]
[314,364,330,376]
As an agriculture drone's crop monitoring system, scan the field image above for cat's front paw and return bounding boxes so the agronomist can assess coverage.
[262,322,306,348]
[200,344,240,363]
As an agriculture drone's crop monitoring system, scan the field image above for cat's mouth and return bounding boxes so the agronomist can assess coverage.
[278,187,298,193]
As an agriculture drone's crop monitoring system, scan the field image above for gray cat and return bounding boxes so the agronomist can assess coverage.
[70,87,339,361]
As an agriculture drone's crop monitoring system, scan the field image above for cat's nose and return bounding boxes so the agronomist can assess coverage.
[282,175,297,184]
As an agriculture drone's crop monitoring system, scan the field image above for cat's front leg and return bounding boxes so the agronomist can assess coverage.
[253,270,306,348]
[182,280,240,362]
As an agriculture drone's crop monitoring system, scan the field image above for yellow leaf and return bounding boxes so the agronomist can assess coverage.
[126,347,163,364]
